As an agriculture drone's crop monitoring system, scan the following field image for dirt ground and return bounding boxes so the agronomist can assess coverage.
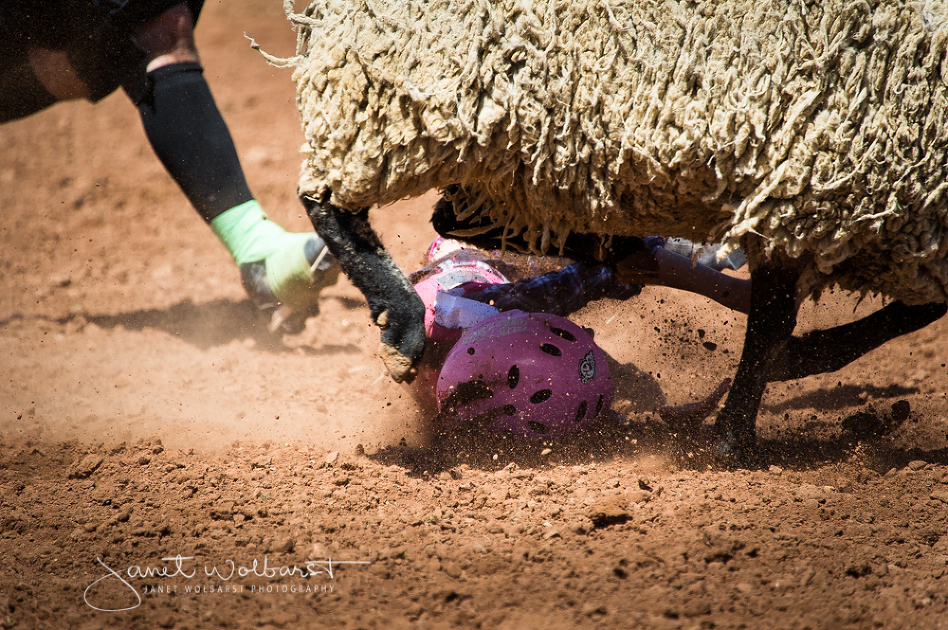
[3,2,948,629]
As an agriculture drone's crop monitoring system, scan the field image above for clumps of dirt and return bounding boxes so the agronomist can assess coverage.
[3,437,948,629]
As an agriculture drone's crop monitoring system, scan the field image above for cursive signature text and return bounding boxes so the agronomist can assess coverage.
[84,555,370,612]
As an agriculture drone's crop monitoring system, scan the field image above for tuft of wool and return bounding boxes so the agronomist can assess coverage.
[282,0,948,304]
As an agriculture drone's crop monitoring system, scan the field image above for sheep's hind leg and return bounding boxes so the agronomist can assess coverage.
[301,194,426,383]
[768,301,948,381]
[713,261,800,468]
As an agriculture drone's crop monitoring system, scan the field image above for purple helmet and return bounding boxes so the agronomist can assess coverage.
[436,310,612,438]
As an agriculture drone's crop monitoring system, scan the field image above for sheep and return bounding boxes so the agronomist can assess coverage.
[273,0,948,465]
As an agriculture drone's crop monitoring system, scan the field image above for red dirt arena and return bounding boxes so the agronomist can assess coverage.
[2,2,948,628]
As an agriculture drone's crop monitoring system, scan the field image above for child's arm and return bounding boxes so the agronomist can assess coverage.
[652,247,750,314]
[463,241,751,317]
[616,245,751,314]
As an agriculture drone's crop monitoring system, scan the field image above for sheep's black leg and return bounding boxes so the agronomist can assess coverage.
[302,194,426,383]
[769,301,947,381]
[713,261,800,467]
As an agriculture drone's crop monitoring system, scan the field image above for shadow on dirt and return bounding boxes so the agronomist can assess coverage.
[82,299,277,348]
[2,296,366,354]
[764,383,919,414]
[367,400,948,476]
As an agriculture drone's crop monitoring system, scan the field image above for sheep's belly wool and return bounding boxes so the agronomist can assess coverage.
[286,0,948,304]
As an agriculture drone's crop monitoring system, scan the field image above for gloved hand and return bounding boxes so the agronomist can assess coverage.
[240,233,340,334]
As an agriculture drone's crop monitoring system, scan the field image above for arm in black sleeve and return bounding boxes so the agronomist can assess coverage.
[134,62,253,221]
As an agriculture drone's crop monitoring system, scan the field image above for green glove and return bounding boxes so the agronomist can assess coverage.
[211,199,329,310]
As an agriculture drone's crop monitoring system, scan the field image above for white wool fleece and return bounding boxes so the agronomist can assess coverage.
[272,0,948,305]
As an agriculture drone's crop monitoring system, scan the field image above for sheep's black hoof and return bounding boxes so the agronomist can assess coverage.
[373,300,426,383]
[377,342,420,384]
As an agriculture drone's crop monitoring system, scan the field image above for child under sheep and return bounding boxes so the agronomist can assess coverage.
[269,0,948,465]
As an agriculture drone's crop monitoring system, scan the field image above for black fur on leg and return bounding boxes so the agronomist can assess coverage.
[301,194,426,383]
[770,301,948,381]
[713,258,801,468]
[431,191,648,267]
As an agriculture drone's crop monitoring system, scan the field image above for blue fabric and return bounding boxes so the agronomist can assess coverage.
[465,263,642,316]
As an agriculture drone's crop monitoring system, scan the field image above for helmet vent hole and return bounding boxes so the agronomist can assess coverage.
[530,389,553,404]
[528,421,549,434]
[507,365,520,389]
[594,393,605,416]
[574,400,588,422]
[540,343,562,357]
[549,327,576,342]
